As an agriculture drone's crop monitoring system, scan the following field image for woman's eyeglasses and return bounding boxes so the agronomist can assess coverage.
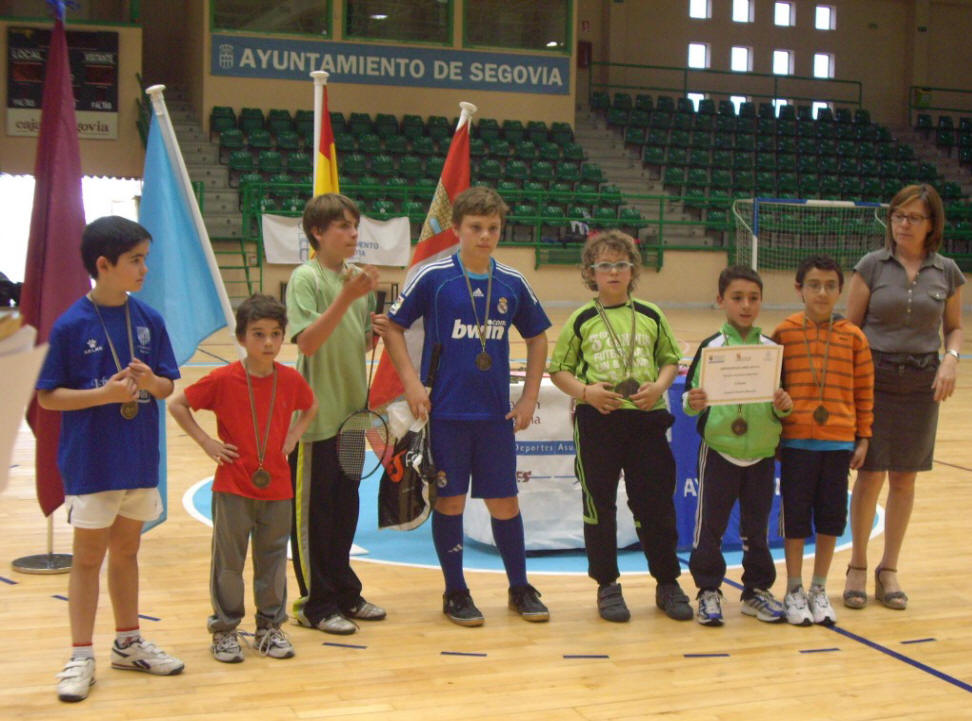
[890,212,929,225]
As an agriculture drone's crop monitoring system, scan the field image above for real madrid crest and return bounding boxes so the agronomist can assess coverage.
[497,297,508,314]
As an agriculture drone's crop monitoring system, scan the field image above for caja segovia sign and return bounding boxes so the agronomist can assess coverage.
[211,35,569,95]
[6,27,119,139]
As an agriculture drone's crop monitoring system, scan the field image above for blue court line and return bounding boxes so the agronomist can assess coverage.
[563,654,609,659]
[799,647,840,654]
[9,464,17,469]
[239,631,254,637]
[901,637,937,645]
[0,576,17,585]
[684,653,730,658]
[138,614,160,622]
[441,650,487,657]
[52,593,68,601]
[829,625,972,693]
[323,641,367,649]
[931,459,972,473]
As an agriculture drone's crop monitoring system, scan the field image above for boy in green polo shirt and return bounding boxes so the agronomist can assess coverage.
[285,193,385,635]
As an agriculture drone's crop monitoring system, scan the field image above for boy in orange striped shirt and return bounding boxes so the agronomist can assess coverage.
[772,255,873,626]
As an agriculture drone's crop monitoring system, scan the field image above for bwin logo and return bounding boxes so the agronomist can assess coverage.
[451,319,505,340]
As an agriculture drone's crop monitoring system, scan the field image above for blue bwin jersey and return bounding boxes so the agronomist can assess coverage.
[388,254,550,421]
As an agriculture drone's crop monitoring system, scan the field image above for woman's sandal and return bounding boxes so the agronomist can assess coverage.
[843,565,868,609]
[875,566,908,610]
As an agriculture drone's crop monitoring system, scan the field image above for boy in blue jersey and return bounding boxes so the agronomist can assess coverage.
[549,230,693,623]
[683,265,792,626]
[36,217,184,702]
[383,186,552,626]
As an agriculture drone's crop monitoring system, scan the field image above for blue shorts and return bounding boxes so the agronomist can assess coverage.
[429,418,517,499]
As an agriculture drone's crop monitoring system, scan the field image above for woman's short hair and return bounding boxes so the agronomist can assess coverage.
[886,184,945,254]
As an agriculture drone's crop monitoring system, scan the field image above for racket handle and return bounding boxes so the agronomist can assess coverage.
[424,343,442,389]
[375,289,387,313]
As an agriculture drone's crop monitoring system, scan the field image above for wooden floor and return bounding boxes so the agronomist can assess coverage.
[3,306,972,719]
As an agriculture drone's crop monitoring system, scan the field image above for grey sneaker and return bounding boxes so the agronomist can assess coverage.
[211,630,244,663]
[696,589,724,627]
[807,584,837,626]
[110,638,184,675]
[740,588,785,623]
[56,657,95,702]
[345,598,387,621]
[784,586,814,626]
[596,583,631,622]
[656,582,693,621]
[293,609,358,635]
[255,626,295,658]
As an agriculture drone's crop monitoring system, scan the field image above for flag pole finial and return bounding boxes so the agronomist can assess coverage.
[311,70,330,85]
[145,84,167,116]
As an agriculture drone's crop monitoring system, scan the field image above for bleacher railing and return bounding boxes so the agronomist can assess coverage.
[907,85,972,127]
[589,62,864,111]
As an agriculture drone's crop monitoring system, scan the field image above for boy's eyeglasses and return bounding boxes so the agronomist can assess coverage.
[590,261,634,272]
[890,212,929,225]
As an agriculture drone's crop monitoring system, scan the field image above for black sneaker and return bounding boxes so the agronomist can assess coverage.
[443,589,485,627]
[656,582,693,621]
[508,584,550,622]
[597,582,631,622]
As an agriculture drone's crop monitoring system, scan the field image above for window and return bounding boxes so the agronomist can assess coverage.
[730,95,748,114]
[687,92,706,111]
[773,50,793,75]
[813,53,834,79]
[213,0,330,35]
[732,0,753,23]
[688,43,710,69]
[465,0,569,51]
[812,101,832,118]
[774,2,794,26]
[730,46,752,72]
[815,5,835,30]
[347,0,449,44]
[689,0,711,19]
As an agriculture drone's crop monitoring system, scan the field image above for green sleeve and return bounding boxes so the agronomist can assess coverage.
[548,315,581,376]
[285,264,319,343]
[653,307,682,368]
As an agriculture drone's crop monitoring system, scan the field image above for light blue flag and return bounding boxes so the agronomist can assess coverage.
[136,110,232,530]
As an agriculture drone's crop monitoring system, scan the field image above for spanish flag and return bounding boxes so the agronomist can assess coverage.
[312,70,339,195]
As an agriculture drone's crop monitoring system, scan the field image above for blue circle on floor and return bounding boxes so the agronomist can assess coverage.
[183,460,874,576]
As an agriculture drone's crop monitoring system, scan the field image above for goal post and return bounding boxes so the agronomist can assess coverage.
[732,197,889,272]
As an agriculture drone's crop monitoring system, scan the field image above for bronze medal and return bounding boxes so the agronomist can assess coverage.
[475,351,493,371]
[251,467,271,488]
[614,377,640,398]
[120,401,138,420]
[731,417,748,436]
[813,404,830,425]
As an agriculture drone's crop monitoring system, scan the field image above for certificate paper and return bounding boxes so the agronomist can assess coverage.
[699,344,783,406]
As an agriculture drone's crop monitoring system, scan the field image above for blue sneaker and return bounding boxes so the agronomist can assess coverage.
[740,588,785,623]
[696,589,724,626]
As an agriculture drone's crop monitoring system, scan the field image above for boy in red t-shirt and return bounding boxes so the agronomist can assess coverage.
[170,294,316,662]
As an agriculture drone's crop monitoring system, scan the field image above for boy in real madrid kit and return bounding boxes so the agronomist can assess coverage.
[384,186,552,626]
[549,230,693,623]
[37,217,183,702]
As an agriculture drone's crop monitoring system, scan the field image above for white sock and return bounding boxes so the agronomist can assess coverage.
[71,644,94,660]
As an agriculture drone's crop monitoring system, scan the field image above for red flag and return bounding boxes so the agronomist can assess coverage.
[313,81,339,196]
[20,16,90,517]
[369,102,476,409]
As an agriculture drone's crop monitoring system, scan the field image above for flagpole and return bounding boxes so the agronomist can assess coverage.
[144,84,240,356]
[311,70,329,192]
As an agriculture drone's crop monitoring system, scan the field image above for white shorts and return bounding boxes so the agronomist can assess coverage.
[65,488,162,530]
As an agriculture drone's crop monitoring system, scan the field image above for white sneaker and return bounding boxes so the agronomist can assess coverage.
[784,586,814,626]
[808,584,838,626]
[740,588,785,623]
[56,657,95,702]
[111,638,185,675]
[255,626,295,659]
[211,630,244,663]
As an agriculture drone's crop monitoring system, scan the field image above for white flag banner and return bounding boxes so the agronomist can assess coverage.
[262,213,410,266]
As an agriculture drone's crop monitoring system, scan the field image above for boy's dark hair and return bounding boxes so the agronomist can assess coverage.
[302,193,360,251]
[80,216,152,279]
[795,254,844,289]
[717,265,763,297]
[235,293,287,339]
[451,185,509,226]
[580,230,642,292]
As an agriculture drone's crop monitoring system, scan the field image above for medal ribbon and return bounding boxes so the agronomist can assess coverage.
[460,259,493,358]
[89,294,136,374]
[243,360,278,472]
[594,299,637,381]
[802,314,833,411]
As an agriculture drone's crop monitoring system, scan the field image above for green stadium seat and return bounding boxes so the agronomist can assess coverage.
[698,98,716,115]
[667,147,689,165]
[635,94,653,112]
[227,150,256,187]
[556,161,582,186]
[710,169,732,190]
[942,181,964,202]
[628,109,651,129]
[397,154,424,180]
[581,162,604,183]
[267,109,294,135]
[732,171,755,194]
[257,150,282,178]
[755,153,776,171]
[777,172,798,195]
[342,153,368,179]
[247,128,273,152]
[527,121,549,144]
[502,120,525,143]
[715,115,735,134]
[357,133,382,155]
[218,128,245,163]
[563,142,586,162]
[487,138,511,159]
[797,155,817,174]
[776,136,797,154]
[550,122,574,146]
[383,134,408,155]
[539,142,562,162]
[860,178,883,200]
[817,107,835,123]
[670,130,691,148]
[649,112,671,130]
[348,112,373,136]
[531,160,555,185]
[672,112,694,131]
[859,158,880,177]
[687,168,709,187]
[624,127,647,147]
[427,116,451,142]
[374,113,399,138]
[401,114,425,140]
[688,149,710,167]
[238,107,265,135]
[663,166,686,188]
[590,91,610,112]
[412,136,438,156]
[655,96,676,113]
[690,131,712,149]
[403,200,427,220]
[612,93,633,110]
[425,156,444,176]
[505,159,529,185]
[718,99,737,116]
[732,152,754,171]
[734,134,755,152]
[711,150,732,169]
[838,157,859,175]
[286,152,312,175]
[210,112,237,141]
[819,176,841,198]
[917,162,938,183]
[477,118,501,142]
[275,130,300,155]
[642,145,665,166]
[516,141,539,162]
